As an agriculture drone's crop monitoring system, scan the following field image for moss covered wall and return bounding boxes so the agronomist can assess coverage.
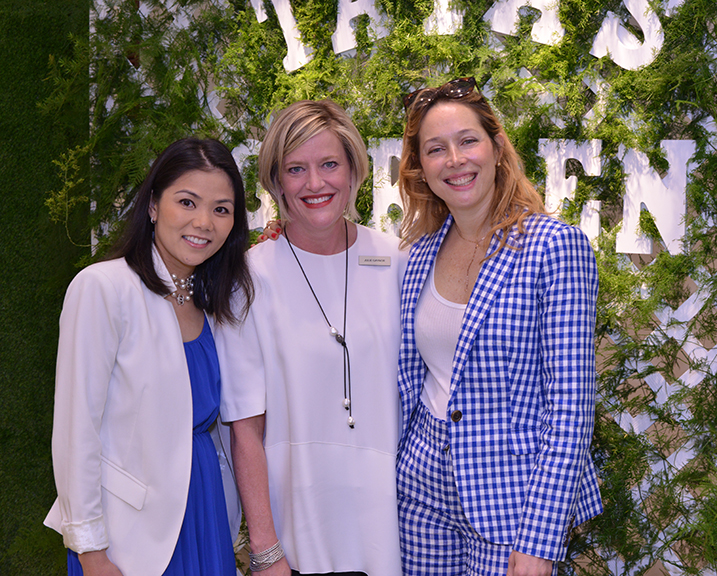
[0,1,89,573]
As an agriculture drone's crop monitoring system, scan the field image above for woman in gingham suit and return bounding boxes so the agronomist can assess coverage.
[396,78,602,576]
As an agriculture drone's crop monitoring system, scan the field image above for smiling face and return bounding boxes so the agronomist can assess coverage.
[418,100,502,224]
[278,129,352,244]
[148,168,235,278]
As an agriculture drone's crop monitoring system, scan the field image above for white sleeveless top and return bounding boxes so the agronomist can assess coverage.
[416,262,466,421]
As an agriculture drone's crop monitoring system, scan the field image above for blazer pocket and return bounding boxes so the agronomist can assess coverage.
[509,426,540,455]
[101,456,148,511]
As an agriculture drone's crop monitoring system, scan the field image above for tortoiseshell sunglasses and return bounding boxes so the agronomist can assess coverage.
[402,77,478,112]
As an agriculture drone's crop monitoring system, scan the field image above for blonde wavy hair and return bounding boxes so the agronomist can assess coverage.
[258,99,369,222]
[398,85,545,250]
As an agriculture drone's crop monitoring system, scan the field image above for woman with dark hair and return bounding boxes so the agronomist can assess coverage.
[396,78,602,575]
[44,137,253,576]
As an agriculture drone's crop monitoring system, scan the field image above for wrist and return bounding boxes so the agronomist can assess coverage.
[249,533,280,554]
[78,549,111,569]
[248,540,285,572]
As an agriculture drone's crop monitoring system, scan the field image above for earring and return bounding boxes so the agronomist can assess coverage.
[150,217,157,224]
[496,162,502,167]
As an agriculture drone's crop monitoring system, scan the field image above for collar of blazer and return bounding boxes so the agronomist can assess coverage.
[152,244,177,293]
[424,214,526,394]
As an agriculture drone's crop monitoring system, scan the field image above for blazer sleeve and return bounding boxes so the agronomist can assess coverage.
[512,225,599,561]
[50,266,124,553]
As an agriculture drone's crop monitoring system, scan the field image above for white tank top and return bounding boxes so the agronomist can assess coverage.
[416,263,466,421]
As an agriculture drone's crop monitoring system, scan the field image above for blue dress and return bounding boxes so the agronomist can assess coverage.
[68,318,236,575]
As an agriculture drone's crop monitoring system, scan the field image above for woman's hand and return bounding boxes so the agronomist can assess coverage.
[78,550,124,576]
[256,220,283,243]
[506,550,553,576]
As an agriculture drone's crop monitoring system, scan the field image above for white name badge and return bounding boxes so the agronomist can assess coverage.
[359,255,391,266]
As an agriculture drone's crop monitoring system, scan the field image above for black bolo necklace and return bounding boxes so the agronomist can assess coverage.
[285,219,354,428]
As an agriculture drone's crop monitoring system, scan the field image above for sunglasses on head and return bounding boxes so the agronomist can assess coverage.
[402,77,478,112]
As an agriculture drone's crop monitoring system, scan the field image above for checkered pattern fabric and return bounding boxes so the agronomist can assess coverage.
[398,401,563,575]
[397,214,603,562]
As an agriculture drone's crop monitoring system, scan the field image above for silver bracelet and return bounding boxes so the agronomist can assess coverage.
[248,540,285,572]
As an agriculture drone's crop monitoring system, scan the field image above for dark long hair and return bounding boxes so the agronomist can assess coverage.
[108,137,254,324]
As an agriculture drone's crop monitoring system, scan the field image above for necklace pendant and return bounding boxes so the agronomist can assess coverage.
[329,326,345,344]
[286,222,355,432]
[168,273,195,306]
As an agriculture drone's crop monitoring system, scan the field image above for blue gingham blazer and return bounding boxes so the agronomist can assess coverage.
[397,213,602,562]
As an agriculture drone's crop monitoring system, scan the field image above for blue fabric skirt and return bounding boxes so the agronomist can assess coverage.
[68,318,235,576]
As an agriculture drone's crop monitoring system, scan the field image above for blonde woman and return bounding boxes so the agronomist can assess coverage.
[218,100,405,576]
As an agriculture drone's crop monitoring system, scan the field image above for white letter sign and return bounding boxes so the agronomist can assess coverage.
[615,140,695,255]
[332,0,389,54]
[250,0,313,71]
[539,139,602,241]
[483,0,565,46]
[590,0,664,70]
[368,139,403,236]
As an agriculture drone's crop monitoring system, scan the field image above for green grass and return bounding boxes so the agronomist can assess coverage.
[0,0,89,573]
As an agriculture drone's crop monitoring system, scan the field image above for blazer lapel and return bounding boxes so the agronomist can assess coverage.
[402,217,452,327]
[449,224,523,394]
[152,245,176,292]
[400,217,453,412]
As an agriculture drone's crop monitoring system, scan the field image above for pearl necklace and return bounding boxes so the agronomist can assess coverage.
[168,273,195,306]
[285,220,354,428]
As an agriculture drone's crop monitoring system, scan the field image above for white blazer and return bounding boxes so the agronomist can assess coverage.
[44,250,240,576]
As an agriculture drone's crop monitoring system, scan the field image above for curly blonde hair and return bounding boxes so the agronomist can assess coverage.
[399,87,545,250]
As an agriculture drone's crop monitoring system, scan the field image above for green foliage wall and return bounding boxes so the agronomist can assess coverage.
[42,0,717,574]
[0,0,89,574]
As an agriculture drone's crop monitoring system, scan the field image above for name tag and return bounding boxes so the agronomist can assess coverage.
[359,255,391,266]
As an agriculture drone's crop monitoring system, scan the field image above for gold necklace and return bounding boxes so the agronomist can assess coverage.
[453,223,487,245]
[452,224,488,295]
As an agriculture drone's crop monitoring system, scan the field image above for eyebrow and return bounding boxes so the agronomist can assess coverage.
[422,129,479,146]
[285,154,342,165]
[174,189,235,204]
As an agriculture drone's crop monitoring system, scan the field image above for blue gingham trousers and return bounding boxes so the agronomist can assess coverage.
[397,401,560,576]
